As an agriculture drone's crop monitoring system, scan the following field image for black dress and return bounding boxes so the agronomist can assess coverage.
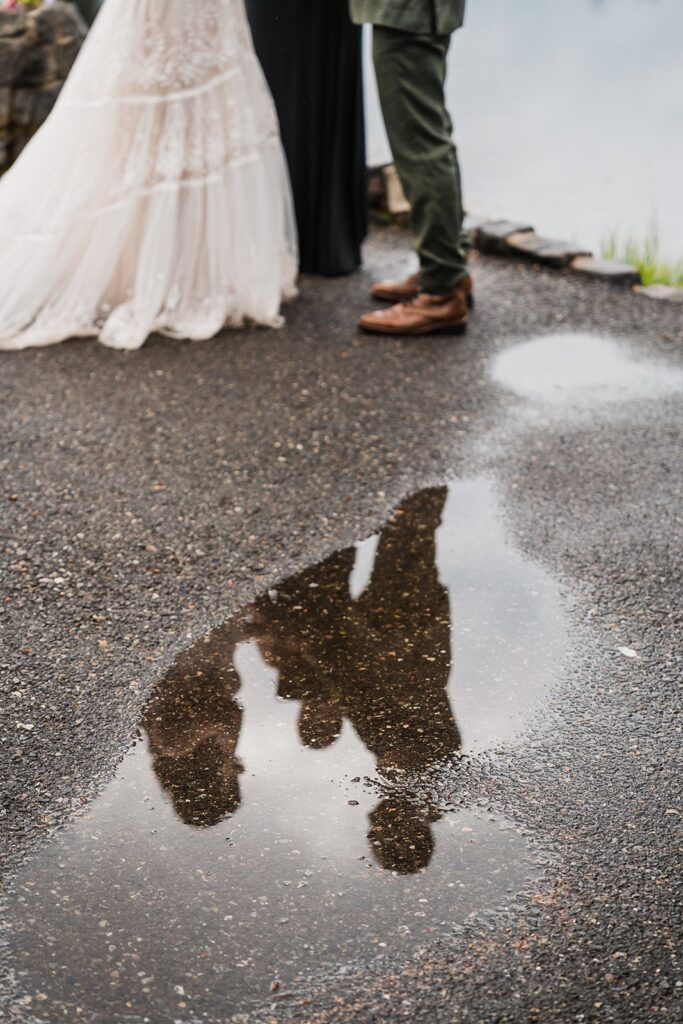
[245,0,367,276]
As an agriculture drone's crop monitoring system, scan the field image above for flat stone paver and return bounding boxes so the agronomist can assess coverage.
[571,255,642,286]
[505,230,592,268]
[635,282,683,302]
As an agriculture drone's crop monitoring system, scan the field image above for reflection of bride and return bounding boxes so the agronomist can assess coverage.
[0,0,297,351]
[143,625,245,829]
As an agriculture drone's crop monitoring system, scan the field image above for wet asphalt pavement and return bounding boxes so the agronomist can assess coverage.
[1,228,682,1023]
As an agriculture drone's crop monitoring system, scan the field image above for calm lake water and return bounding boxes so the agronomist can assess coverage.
[366,0,683,261]
[78,0,682,261]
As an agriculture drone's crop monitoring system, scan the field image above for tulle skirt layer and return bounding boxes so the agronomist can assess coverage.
[0,0,298,351]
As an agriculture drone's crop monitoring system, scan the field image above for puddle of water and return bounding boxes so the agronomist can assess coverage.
[492,333,683,407]
[5,481,564,1020]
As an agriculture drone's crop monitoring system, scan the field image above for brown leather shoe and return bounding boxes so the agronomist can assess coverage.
[372,271,474,309]
[359,289,468,336]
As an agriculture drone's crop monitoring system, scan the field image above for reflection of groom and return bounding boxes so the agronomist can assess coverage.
[253,487,462,873]
[350,1,473,336]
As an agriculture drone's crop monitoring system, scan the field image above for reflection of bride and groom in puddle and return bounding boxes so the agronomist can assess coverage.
[144,487,461,875]
[7,480,562,1019]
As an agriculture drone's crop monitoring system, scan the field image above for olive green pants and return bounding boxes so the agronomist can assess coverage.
[373,26,469,294]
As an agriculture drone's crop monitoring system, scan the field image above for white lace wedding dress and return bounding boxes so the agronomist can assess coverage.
[0,0,298,351]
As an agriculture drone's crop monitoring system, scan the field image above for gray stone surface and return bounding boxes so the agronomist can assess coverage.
[33,82,60,126]
[571,255,642,286]
[34,2,87,46]
[0,35,24,86]
[53,34,81,77]
[0,1,84,172]
[506,230,592,268]
[11,86,34,127]
[0,84,10,128]
[474,219,535,254]
[635,283,683,303]
[0,230,681,1023]
[0,9,27,42]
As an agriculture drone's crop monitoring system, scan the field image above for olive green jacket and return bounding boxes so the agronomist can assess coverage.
[350,0,466,35]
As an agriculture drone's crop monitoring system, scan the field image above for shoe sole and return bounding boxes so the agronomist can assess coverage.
[359,317,468,337]
[372,289,475,310]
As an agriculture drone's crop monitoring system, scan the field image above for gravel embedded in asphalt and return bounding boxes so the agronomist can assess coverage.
[1,228,681,1023]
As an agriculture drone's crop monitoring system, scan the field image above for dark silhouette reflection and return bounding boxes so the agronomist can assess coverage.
[144,487,461,869]
[252,487,461,873]
[143,625,245,829]
[368,798,437,874]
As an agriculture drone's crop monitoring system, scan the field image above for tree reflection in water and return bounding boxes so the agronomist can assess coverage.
[143,487,461,874]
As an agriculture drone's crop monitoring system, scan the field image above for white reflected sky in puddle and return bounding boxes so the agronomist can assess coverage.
[439,481,564,751]
[492,333,683,406]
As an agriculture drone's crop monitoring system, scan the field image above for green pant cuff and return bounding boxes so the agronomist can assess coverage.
[421,269,469,294]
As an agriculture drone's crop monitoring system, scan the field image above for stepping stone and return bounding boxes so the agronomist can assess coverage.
[384,164,410,215]
[634,284,683,303]
[571,256,641,286]
[505,231,592,268]
[474,220,535,254]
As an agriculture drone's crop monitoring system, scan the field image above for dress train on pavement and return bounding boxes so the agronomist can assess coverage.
[0,0,298,351]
